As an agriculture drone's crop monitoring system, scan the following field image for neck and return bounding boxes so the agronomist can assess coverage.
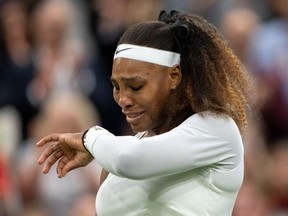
[145,130,156,137]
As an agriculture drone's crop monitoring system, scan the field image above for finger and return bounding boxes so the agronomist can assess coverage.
[57,156,79,178]
[36,133,60,147]
[37,142,60,165]
[42,150,64,174]
[57,156,69,178]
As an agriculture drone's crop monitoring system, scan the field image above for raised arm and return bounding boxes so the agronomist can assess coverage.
[84,115,243,179]
[37,114,242,180]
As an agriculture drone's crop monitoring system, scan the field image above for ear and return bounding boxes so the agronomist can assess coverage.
[168,65,182,90]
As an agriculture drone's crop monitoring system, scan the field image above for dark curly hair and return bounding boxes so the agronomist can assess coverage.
[118,11,253,134]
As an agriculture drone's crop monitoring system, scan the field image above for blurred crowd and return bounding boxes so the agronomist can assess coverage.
[0,0,287,215]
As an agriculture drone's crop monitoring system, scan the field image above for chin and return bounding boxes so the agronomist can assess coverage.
[130,124,149,133]
[131,126,145,133]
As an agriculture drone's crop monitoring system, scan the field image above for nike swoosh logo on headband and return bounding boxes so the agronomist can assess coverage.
[115,47,132,55]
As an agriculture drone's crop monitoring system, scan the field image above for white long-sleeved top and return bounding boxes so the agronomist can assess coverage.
[84,112,244,216]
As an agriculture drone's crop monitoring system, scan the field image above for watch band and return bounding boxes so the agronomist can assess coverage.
[82,126,106,154]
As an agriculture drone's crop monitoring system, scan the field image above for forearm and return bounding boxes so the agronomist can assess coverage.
[83,120,237,180]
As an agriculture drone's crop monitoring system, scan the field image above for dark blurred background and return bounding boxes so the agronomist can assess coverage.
[0,0,288,215]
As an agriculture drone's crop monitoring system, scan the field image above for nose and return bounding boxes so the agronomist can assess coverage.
[115,90,133,109]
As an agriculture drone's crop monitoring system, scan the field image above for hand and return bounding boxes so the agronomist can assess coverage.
[36,132,94,178]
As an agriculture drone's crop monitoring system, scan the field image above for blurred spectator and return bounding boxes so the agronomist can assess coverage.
[232,180,272,216]
[68,192,97,216]
[266,139,288,215]
[220,6,260,61]
[0,106,22,216]
[124,0,161,27]
[0,152,11,216]
[27,0,93,108]
[15,91,101,216]
[162,0,268,27]
[0,0,38,140]
[19,202,50,216]
[246,0,288,145]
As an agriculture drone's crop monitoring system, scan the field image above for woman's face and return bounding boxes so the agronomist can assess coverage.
[111,58,178,134]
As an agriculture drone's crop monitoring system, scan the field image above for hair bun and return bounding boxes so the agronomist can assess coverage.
[158,10,189,39]
[158,10,177,23]
[158,10,190,53]
[170,21,189,39]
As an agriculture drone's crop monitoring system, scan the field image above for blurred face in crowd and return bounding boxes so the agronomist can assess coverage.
[111,58,180,134]
[0,1,27,43]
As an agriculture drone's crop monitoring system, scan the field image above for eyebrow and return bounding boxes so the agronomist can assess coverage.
[110,76,146,83]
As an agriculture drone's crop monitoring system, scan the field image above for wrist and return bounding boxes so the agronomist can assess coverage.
[81,129,90,153]
[82,126,109,157]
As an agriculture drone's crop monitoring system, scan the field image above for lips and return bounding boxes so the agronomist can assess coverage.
[126,112,142,118]
[124,112,144,124]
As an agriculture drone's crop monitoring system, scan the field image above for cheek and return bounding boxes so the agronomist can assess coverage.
[148,89,170,116]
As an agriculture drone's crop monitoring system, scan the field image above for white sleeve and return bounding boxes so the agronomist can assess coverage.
[84,114,243,180]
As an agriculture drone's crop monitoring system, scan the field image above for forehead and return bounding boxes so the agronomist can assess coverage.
[111,58,168,79]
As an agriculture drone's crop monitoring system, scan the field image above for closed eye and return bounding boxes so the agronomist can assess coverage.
[131,85,143,91]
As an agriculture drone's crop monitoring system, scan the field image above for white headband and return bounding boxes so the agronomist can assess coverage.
[113,44,180,67]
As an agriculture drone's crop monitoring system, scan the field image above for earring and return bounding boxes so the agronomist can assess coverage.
[171,85,176,89]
